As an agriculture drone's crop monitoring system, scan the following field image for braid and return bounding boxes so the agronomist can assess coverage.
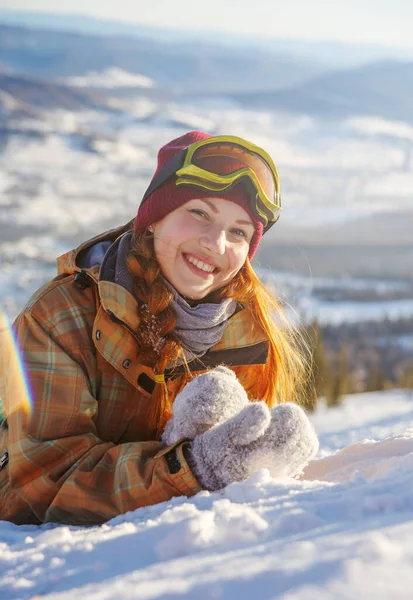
[126,232,182,370]
[126,231,186,438]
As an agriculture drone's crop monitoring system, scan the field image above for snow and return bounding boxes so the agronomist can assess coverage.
[61,68,155,89]
[2,389,413,599]
[299,296,413,325]
[364,171,413,197]
[2,99,413,597]
[1,102,413,326]
[260,268,413,325]
[347,116,413,142]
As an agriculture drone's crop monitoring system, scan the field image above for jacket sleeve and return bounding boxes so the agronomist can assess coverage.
[5,311,201,525]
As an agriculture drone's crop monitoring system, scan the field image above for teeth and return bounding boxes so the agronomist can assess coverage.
[186,255,215,273]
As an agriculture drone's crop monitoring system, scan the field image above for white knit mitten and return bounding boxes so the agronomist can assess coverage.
[187,402,319,491]
[162,366,249,446]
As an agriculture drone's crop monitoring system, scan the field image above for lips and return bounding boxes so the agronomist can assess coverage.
[182,253,220,277]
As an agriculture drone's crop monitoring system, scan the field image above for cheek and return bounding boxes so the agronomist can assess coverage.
[153,233,177,274]
[153,218,195,268]
[153,223,181,254]
[222,247,248,280]
[231,245,249,269]
[154,216,197,250]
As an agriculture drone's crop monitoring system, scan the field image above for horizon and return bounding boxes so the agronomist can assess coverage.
[1,1,413,51]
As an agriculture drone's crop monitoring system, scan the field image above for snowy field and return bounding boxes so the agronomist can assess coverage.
[2,389,413,599]
[1,100,413,324]
[2,62,413,599]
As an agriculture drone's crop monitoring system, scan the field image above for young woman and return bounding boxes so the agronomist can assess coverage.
[0,131,318,526]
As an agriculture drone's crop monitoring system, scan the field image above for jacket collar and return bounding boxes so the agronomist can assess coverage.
[56,220,134,285]
[56,222,269,359]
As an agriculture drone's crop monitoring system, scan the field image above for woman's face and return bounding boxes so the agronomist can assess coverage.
[151,197,255,300]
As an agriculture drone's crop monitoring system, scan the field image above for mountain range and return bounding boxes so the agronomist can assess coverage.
[2,7,413,67]
[1,18,412,123]
[0,22,321,94]
[231,60,413,122]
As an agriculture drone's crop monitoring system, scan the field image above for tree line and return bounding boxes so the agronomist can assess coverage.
[301,318,413,410]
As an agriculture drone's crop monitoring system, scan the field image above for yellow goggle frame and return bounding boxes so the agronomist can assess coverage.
[175,135,281,229]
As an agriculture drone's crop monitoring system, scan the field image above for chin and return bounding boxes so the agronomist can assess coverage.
[178,284,215,302]
[182,289,210,301]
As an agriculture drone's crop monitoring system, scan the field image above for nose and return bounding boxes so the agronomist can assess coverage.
[200,225,226,255]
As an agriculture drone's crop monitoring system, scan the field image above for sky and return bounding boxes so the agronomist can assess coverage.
[0,0,412,48]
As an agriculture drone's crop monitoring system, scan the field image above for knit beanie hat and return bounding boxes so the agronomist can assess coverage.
[134,131,265,259]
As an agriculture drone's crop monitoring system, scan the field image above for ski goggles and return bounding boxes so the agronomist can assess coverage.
[141,135,281,231]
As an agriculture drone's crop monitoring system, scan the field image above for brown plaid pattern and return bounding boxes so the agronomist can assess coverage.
[0,224,268,525]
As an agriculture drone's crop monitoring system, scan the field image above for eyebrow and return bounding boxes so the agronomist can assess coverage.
[199,199,254,228]
[235,218,254,227]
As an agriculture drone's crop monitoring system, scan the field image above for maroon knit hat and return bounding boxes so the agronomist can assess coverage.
[134,131,265,258]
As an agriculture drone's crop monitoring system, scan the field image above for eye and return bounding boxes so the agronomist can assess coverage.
[190,208,208,219]
[231,228,248,239]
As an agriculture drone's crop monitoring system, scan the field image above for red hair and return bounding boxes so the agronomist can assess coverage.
[126,231,310,439]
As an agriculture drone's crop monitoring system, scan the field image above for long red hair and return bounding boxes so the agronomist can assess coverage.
[126,230,311,439]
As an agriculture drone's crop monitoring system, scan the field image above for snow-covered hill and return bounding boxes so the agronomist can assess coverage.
[1,97,413,320]
[2,390,413,599]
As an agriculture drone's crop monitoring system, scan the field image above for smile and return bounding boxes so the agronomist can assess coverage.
[183,254,218,275]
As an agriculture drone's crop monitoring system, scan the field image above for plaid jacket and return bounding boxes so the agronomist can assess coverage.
[0,222,269,525]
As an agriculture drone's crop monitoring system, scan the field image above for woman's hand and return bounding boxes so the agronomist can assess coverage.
[186,402,319,491]
[162,366,249,445]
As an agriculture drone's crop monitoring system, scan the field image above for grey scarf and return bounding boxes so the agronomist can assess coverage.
[166,281,238,363]
[96,232,238,364]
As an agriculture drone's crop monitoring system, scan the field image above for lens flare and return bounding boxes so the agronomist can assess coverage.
[0,312,33,422]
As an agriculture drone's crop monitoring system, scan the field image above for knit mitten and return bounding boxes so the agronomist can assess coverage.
[187,402,319,491]
[162,366,249,446]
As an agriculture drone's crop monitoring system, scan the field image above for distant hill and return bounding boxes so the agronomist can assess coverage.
[231,60,413,122]
[1,20,412,123]
[0,23,323,94]
[1,8,413,68]
[0,9,192,42]
[0,73,109,115]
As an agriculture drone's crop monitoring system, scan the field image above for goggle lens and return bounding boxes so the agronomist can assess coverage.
[191,142,279,206]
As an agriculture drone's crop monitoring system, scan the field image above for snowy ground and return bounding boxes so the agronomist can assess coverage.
[2,389,413,599]
[2,93,413,597]
[1,101,413,323]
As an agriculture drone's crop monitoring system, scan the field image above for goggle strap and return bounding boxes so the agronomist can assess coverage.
[139,142,280,234]
[140,150,186,205]
[263,218,277,234]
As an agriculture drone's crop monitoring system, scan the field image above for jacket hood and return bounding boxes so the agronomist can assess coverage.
[56,220,134,282]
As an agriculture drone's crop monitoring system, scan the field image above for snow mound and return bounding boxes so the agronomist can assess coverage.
[2,390,413,599]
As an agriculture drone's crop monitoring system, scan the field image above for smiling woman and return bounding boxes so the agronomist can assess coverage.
[0,130,318,526]
[151,197,254,299]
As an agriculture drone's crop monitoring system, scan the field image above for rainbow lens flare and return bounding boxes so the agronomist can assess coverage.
[0,312,33,423]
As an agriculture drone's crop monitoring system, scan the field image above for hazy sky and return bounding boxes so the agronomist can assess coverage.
[1,0,412,48]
